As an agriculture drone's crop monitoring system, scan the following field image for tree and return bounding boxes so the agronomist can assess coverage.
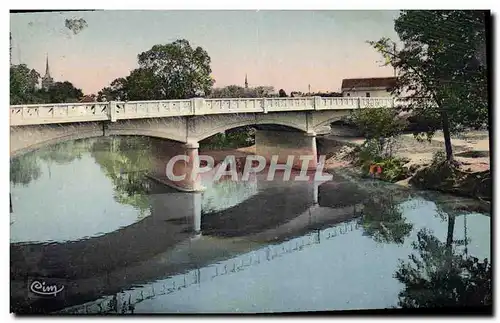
[137,39,214,99]
[209,85,276,99]
[97,39,215,101]
[278,89,288,97]
[309,91,343,97]
[42,81,84,103]
[210,85,247,98]
[350,106,408,157]
[369,10,488,161]
[253,86,275,97]
[80,94,97,102]
[97,77,128,101]
[10,33,12,65]
[10,64,41,105]
[126,68,165,101]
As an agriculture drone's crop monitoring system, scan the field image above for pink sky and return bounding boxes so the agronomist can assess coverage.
[10,10,400,94]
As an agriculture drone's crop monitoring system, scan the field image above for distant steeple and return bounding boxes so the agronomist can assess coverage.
[45,54,50,78]
[41,53,54,90]
[244,74,248,89]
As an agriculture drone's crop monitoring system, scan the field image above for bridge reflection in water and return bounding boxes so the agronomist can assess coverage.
[10,143,368,314]
[58,218,362,314]
[11,175,366,310]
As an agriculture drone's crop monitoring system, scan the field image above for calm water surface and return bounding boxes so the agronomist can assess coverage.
[10,136,491,314]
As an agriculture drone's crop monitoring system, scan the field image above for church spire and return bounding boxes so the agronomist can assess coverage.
[45,53,50,78]
[41,53,54,90]
[244,74,248,88]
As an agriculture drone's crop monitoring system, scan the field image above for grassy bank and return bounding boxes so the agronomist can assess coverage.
[319,133,491,201]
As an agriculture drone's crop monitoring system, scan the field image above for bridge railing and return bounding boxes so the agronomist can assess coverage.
[10,102,110,126]
[10,96,402,126]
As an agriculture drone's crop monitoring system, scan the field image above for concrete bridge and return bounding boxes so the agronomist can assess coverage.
[10,96,396,191]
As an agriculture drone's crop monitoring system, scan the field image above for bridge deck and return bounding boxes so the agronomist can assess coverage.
[10,97,398,126]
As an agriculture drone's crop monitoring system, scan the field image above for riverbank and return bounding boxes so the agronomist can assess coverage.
[319,130,491,201]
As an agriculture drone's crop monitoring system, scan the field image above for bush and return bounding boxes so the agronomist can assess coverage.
[354,139,382,166]
[410,161,491,200]
[431,150,446,165]
[200,126,255,150]
[354,140,410,182]
[347,107,412,182]
[350,107,407,158]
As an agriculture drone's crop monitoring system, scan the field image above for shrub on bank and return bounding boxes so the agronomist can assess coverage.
[410,161,491,200]
[353,139,411,183]
[349,107,408,157]
[200,127,255,150]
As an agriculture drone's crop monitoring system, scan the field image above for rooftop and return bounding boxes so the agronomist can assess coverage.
[341,77,397,90]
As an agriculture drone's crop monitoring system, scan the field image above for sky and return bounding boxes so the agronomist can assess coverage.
[10,10,400,95]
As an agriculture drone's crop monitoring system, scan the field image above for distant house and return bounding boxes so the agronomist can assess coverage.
[341,77,397,97]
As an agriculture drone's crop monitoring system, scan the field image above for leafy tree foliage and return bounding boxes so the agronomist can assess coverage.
[41,81,84,103]
[350,107,408,157]
[137,39,214,99]
[97,77,128,101]
[98,39,215,101]
[80,94,97,102]
[210,85,248,98]
[253,86,275,97]
[200,126,255,150]
[209,85,276,98]
[310,91,343,97]
[278,89,287,97]
[369,10,488,161]
[10,64,41,104]
[10,64,84,104]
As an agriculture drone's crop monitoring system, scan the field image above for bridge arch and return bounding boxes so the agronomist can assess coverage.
[10,124,186,159]
[194,120,308,143]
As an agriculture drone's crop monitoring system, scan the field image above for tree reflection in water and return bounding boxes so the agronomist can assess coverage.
[10,140,91,186]
[395,198,492,308]
[359,195,413,244]
[11,136,155,221]
[10,153,41,186]
[90,136,153,220]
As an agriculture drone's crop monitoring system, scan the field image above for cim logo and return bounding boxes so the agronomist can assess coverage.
[29,279,65,298]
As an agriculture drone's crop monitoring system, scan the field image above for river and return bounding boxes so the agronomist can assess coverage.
[10,136,491,314]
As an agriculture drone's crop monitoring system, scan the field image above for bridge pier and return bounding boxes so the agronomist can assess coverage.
[255,129,318,170]
[148,139,204,192]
